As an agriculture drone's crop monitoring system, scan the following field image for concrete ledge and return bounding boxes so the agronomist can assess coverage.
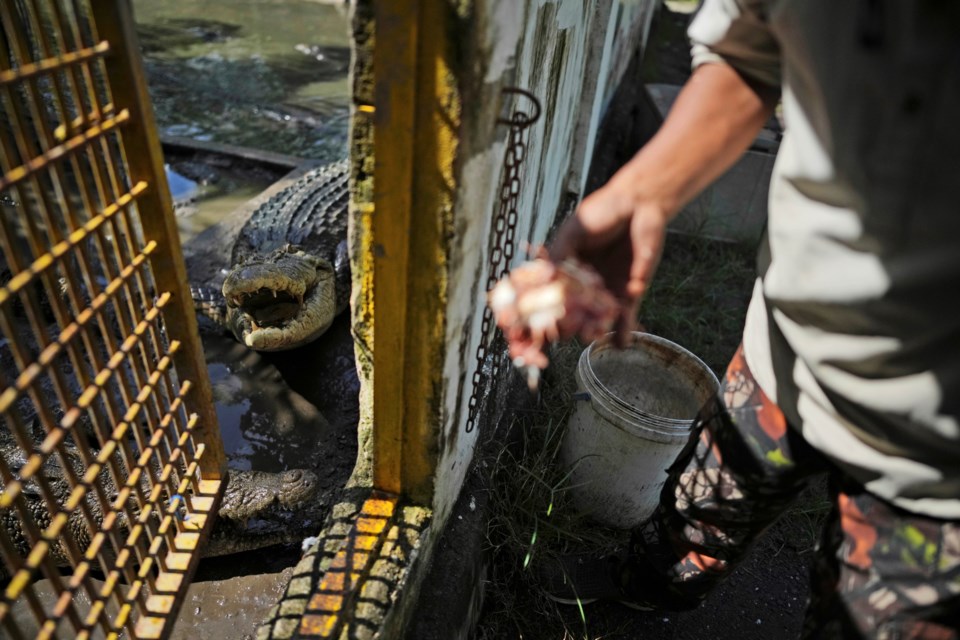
[254,488,432,640]
[161,136,308,172]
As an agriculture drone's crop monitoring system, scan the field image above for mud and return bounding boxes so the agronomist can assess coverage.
[171,567,296,640]
[6,567,299,640]
[166,152,280,245]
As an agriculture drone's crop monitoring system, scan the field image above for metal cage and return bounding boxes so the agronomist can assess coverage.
[0,0,225,638]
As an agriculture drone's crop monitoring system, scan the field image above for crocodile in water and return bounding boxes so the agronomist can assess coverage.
[193,159,350,352]
[0,426,324,580]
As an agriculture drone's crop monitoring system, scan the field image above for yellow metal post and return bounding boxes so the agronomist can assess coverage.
[370,0,460,503]
[370,1,418,496]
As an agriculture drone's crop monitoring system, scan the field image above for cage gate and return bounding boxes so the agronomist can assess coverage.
[0,0,227,638]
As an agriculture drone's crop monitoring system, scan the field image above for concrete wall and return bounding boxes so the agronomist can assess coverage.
[432,0,658,528]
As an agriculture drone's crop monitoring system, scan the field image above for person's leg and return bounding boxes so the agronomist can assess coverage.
[804,479,960,639]
[623,345,829,608]
[542,346,828,608]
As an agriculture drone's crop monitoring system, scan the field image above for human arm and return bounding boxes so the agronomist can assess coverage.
[549,61,779,339]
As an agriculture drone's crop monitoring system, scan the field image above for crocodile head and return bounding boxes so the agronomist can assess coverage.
[222,245,337,352]
[219,468,319,521]
[204,467,324,557]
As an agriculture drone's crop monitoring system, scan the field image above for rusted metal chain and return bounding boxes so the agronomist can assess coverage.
[465,88,541,434]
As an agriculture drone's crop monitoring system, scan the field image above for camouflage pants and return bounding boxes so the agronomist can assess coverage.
[629,346,960,639]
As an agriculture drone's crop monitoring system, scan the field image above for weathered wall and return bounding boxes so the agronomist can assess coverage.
[344,0,658,521]
[433,0,659,528]
[578,1,659,194]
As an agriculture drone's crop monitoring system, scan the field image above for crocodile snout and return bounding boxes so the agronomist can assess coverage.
[278,468,319,508]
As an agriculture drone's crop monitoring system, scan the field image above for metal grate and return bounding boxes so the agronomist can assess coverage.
[0,1,225,638]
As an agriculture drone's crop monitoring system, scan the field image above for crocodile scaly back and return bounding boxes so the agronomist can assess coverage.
[230,159,350,265]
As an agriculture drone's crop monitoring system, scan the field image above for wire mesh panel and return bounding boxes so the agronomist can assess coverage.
[0,0,225,638]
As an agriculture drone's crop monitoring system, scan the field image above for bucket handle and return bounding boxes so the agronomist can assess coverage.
[572,391,591,402]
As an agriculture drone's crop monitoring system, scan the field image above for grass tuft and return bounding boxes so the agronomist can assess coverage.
[480,342,626,640]
[640,233,757,376]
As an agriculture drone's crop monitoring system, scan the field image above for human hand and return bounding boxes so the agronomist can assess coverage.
[548,178,669,343]
[488,256,620,388]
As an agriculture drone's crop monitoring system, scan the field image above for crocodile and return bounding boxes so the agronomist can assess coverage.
[0,426,324,579]
[193,159,351,352]
[0,339,327,579]
[0,162,348,579]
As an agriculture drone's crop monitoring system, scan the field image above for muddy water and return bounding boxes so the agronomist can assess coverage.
[169,314,358,638]
[129,3,357,636]
[132,0,351,162]
[172,164,276,245]
[200,315,359,478]
[8,569,296,640]
[134,0,360,480]
[134,0,351,238]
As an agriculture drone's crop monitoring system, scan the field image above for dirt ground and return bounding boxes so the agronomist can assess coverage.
[548,525,812,640]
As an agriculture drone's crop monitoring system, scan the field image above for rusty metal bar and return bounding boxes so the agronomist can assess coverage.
[0,41,109,86]
[89,0,225,481]
[0,110,130,191]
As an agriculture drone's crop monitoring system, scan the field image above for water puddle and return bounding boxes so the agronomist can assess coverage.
[168,162,277,246]
[169,158,278,245]
[7,569,297,640]
[200,319,359,476]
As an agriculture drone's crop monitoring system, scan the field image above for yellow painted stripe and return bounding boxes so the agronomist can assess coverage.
[297,491,398,637]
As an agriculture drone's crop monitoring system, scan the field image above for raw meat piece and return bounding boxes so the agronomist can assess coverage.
[488,257,620,388]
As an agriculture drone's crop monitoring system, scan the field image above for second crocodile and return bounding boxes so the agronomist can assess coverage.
[0,426,326,579]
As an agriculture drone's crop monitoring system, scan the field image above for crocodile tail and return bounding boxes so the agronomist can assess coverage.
[191,284,227,327]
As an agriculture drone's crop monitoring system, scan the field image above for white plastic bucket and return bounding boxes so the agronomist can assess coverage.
[561,332,720,529]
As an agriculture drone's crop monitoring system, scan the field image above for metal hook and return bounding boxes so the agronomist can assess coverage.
[497,87,542,128]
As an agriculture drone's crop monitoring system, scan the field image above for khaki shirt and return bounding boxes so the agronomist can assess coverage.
[689,0,960,517]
